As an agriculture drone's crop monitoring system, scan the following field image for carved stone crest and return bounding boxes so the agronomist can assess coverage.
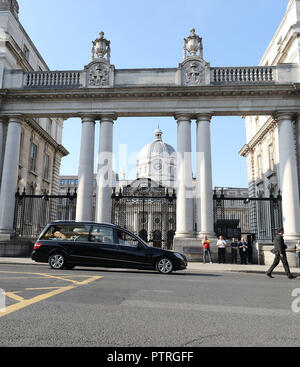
[183,60,205,85]
[88,62,110,87]
[180,58,210,86]
[85,60,114,88]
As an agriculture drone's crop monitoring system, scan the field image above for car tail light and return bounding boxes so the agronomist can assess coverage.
[34,243,43,250]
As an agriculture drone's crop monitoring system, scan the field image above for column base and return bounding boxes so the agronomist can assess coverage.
[284,233,300,242]
[174,232,195,239]
[285,241,298,268]
[174,237,200,262]
[259,242,297,268]
[0,229,14,241]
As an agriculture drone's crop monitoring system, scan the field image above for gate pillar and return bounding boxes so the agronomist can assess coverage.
[174,114,194,238]
[277,112,300,266]
[96,114,116,223]
[0,119,4,183]
[0,116,22,239]
[75,115,96,221]
[196,114,214,238]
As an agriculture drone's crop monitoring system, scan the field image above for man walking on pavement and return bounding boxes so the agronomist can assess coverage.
[266,228,297,279]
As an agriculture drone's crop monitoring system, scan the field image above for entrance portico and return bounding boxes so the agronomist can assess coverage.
[1,29,300,265]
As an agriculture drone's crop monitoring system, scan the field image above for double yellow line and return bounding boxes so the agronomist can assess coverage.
[0,271,102,318]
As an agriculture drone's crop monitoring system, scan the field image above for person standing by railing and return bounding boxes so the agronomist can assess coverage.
[231,237,239,264]
[239,237,248,265]
[202,235,213,264]
[217,235,226,264]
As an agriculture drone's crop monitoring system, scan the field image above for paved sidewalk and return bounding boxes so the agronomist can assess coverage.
[186,262,300,275]
[0,257,299,275]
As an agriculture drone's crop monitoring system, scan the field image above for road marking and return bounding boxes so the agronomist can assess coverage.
[32,273,87,285]
[0,285,76,317]
[0,272,103,318]
[5,292,25,302]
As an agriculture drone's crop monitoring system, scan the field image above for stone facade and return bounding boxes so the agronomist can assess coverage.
[0,1,68,239]
[240,0,300,265]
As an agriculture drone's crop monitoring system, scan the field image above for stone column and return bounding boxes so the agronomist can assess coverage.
[174,114,194,238]
[296,115,300,198]
[0,117,22,239]
[196,114,214,238]
[75,116,95,222]
[277,113,300,266]
[133,211,138,233]
[96,114,115,223]
[0,119,4,183]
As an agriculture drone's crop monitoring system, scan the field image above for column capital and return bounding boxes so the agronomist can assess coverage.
[8,115,23,124]
[98,113,118,122]
[174,113,192,122]
[79,114,96,123]
[274,112,294,122]
[196,113,212,123]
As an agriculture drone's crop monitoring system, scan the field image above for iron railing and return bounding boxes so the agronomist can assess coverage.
[213,189,282,241]
[13,188,77,238]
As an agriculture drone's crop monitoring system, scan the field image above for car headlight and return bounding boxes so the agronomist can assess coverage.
[174,253,184,260]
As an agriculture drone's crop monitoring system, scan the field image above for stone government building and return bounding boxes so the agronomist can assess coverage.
[0,0,299,266]
[0,0,68,247]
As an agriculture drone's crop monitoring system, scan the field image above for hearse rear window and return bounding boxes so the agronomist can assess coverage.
[41,224,91,241]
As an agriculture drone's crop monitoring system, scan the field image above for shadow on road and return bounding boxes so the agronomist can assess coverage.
[68,267,222,277]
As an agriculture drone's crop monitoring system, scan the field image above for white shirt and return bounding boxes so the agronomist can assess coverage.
[217,240,226,248]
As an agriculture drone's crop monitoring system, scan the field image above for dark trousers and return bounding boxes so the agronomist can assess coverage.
[218,248,226,263]
[240,251,247,264]
[267,252,291,277]
[231,249,238,264]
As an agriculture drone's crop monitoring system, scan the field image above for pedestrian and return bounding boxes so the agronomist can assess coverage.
[247,238,253,264]
[295,240,300,268]
[217,235,227,264]
[239,238,248,265]
[231,237,239,264]
[202,235,213,264]
[266,228,297,279]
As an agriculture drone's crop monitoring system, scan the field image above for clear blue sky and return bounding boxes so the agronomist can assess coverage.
[18,0,288,188]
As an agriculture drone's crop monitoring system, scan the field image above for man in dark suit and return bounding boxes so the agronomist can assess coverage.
[266,228,297,279]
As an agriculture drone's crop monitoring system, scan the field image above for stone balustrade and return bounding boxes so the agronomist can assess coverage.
[211,66,275,83]
[24,71,82,88]
[2,63,298,91]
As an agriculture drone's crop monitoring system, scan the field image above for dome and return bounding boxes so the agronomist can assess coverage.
[137,128,177,186]
[138,129,175,161]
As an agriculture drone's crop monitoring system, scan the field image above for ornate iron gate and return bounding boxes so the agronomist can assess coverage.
[213,189,282,241]
[13,188,77,238]
[111,184,176,249]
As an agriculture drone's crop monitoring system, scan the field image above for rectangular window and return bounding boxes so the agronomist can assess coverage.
[268,144,274,170]
[43,154,50,180]
[30,144,37,172]
[41,224,91,242]
[23,45,29,60]
[256,155,262,178]
[90,226,115,244]
[117,230,139,247]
